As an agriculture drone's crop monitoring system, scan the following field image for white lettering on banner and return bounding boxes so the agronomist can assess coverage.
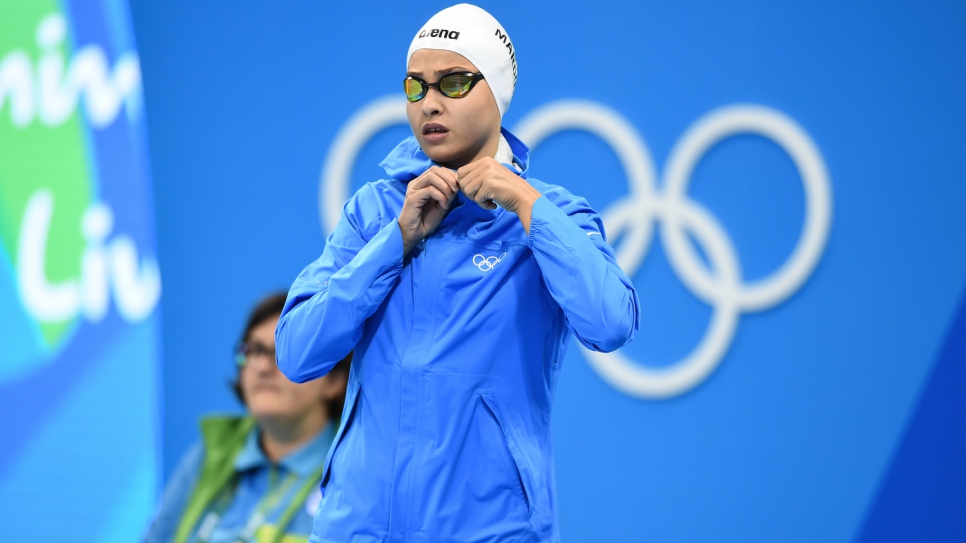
[17,189,162,324]
[318,97,832,399]
[0,13,141,128]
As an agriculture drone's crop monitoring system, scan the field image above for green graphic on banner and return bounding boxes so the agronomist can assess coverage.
[0,4,158,382]
[0,3,91,352]
[1,1,161,540]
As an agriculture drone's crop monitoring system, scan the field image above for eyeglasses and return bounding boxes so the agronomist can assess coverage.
[403,72,485,102]
[234,342,275,367]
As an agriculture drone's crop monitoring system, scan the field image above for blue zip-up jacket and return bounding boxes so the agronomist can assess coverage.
[276,129,640,543]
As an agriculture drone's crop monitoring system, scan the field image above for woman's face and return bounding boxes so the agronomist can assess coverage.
[239,315,333,423]
[406,49,502,169]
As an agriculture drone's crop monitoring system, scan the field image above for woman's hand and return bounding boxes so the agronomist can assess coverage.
[398,166,459,256]
[457,157,542,233]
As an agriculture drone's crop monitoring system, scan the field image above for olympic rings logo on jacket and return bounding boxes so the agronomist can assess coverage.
[472,252,506,272]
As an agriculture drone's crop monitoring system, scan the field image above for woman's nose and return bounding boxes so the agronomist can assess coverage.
[248,350,279,373]
[421,88,443,116]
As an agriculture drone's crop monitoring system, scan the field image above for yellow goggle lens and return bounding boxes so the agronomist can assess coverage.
[404,78,425,101]
[439,74,473,97]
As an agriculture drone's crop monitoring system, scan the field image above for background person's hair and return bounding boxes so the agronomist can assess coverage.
[230,292,352,422]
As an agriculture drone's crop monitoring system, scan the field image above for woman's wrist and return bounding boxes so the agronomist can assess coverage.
[399,222,419,257]
[513,185,541,234]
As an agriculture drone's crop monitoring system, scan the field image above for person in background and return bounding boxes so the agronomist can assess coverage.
[145,293,350,543]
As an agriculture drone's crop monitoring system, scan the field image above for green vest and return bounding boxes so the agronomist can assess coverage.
[173,416,319,543]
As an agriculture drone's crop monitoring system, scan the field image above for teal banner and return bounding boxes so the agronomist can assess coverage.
[0,1,161,540]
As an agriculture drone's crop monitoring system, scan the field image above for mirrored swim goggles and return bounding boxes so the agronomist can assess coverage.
[404,72,485,102]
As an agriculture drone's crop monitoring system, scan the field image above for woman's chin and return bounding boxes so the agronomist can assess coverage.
[248,401,291,421]
[422,147,455,165]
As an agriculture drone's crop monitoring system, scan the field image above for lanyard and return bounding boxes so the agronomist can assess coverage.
[193,465,321,543]
[235,470,298,541]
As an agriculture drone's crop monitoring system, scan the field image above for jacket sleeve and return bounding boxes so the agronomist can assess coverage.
[527,192,641,352]
[142,441,203,543]
[276,184,405,382]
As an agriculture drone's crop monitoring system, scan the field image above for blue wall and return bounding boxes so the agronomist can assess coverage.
[130,1,966,541]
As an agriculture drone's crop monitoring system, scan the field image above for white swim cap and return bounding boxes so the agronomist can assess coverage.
[407,4,517,117]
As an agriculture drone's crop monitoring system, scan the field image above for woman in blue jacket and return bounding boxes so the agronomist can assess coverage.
[276,4,641,542]
[146,293,350,543]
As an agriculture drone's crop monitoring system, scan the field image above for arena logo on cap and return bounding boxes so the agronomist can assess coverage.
[317,95,832,400]
[418,28,461,40]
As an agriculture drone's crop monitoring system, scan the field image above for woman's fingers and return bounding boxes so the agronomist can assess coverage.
[411,167,458,200]
[457,167,498,209]
[455,159,484,181]
[405,185,448,210]
[421,185,449,209]
[433,166,459,191]
[459,174,481,201]
[398,168,460,256]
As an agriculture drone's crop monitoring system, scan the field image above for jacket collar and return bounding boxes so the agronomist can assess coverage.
[234,422,335,477]
[379,127,530,181]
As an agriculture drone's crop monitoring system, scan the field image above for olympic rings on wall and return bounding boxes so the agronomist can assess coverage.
[320,97,832,399]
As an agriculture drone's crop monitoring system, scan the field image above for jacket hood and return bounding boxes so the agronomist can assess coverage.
[379,127,530,181]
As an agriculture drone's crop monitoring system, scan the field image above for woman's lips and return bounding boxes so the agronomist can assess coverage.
[250,382,281,393]
[422,123,449,143]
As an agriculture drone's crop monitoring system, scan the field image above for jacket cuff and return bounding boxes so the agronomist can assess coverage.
[527,195,579,262]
